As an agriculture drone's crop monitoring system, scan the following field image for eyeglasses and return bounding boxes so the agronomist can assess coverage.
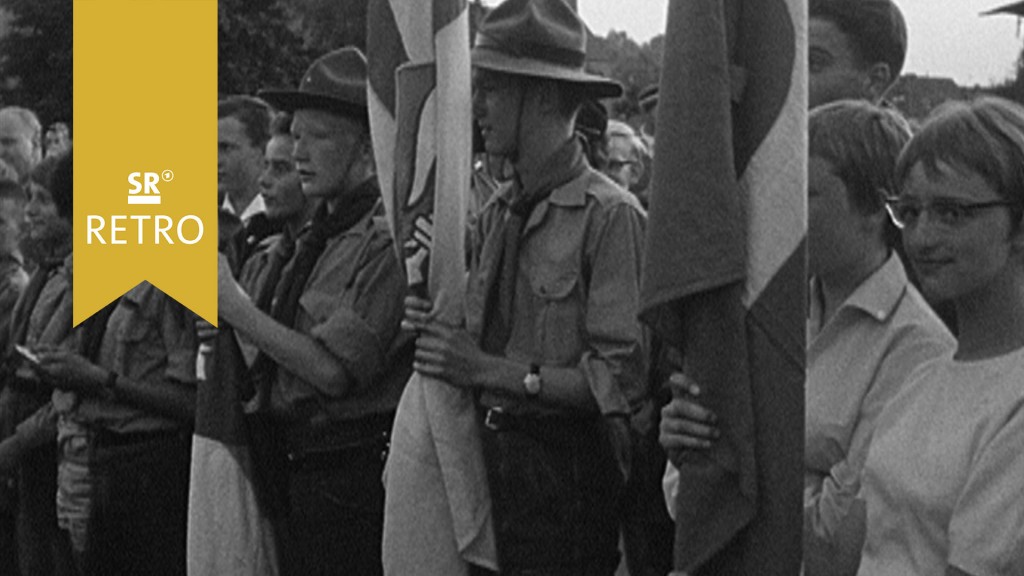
[884,198,1020,229]
[605,159,637,172]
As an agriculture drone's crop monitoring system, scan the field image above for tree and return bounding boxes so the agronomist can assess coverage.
[280,0,367,55]
[219,0,313,97]
[0,0,72,126]
[588,29,664,122]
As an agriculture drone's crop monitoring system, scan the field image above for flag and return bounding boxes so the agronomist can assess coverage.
[639,0,807,574]
[982,1,1024,16]
[367,1,497,574]
[187,327,278,576]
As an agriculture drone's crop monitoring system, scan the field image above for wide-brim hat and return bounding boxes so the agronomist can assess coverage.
[472,0,622,100]
[259,47,368,120]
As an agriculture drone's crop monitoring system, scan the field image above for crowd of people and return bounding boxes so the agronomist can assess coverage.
[0,0,1021,574]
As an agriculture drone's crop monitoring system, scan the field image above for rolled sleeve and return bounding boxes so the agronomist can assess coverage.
[804,459,865,576]
[580,201,647,416]
[305,237,405,395]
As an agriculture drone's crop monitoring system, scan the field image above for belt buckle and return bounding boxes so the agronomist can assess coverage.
[484,406,505,431]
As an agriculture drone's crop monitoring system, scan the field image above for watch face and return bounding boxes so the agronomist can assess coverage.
[524,372,542,396]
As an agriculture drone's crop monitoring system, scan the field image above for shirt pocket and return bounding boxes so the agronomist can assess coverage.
[117,312,162,376]
[529,270,583,365]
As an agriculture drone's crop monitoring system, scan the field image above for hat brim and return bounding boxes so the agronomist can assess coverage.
[472,48,623,100]
[257,89,368,120]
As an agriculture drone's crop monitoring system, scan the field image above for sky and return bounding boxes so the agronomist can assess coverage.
[540,0,1024,87]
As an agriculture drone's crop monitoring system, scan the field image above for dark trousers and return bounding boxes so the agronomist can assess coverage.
[80,430,191,576]
[18,443,75,576]
[479,409,624,576]
[276,445,386,576]
[620,420,675,576]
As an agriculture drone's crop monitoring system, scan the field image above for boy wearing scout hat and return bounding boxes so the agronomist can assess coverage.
[403,0,647,573]
[217,47,410,576]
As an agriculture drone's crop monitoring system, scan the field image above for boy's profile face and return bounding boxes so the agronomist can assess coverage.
[807,155,881,278]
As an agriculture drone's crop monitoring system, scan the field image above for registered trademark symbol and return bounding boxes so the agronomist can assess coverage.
[161,170,174,182]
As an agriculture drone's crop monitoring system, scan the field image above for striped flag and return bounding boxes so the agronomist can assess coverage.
[640,0,807,574]
[187,327,278,576]
[367,1,497,574]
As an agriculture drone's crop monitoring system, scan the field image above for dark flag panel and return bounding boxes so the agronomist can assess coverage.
[640,0,807,573]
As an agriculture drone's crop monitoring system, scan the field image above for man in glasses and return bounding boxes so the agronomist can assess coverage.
[601,120,649,208]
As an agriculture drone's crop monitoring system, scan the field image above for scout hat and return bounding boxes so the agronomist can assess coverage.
[472,0,622,99]
[259,47,368,120]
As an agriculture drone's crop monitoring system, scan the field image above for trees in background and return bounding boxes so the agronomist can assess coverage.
[0,0,662,130]
[0,0,72,126]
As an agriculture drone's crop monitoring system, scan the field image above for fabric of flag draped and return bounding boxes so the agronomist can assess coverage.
[187,327,279,576]
[367,1,497,574]
[640,0,807,574]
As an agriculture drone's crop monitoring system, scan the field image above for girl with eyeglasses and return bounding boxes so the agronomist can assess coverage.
[851,96,1024,576]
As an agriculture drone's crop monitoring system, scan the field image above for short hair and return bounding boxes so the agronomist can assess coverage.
[269,111,293,138]
[0,178,26,204]
[810,99,912,217]
[218,95,273,150]
[810,0,908,80]
[49,151,73,220]
[605,120,647,163]
[895,97,1024,226]
[0,106,42,149]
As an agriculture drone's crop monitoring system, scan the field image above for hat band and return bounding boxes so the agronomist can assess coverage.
[475,33,586,70]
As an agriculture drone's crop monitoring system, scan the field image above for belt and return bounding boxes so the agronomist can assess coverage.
[283,412,395,473]
[477,404,597,436]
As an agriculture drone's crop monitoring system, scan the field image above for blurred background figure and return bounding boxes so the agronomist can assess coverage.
[602,119,650,207]
[43,124,71,160]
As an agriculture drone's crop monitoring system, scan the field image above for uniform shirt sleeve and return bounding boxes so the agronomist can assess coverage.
[307,236,405,395]
[579,200,648,417]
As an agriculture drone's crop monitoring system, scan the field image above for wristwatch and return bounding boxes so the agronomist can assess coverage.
[523,363,542,397]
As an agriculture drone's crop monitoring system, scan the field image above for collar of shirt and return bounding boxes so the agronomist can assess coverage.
[809,252,909,339]
[497,139,586,205]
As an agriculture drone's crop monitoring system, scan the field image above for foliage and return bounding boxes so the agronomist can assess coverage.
[0,0,73,126]
[588,30,664,123]
[219,0,313,97]
[280,0,367,55]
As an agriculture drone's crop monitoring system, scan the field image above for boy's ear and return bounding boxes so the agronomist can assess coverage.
[865,62,894,103]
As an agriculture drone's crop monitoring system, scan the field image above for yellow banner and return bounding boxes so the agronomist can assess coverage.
[74,0,217,325]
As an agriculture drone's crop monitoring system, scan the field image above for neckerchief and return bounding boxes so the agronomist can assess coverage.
[480,139,586,354]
